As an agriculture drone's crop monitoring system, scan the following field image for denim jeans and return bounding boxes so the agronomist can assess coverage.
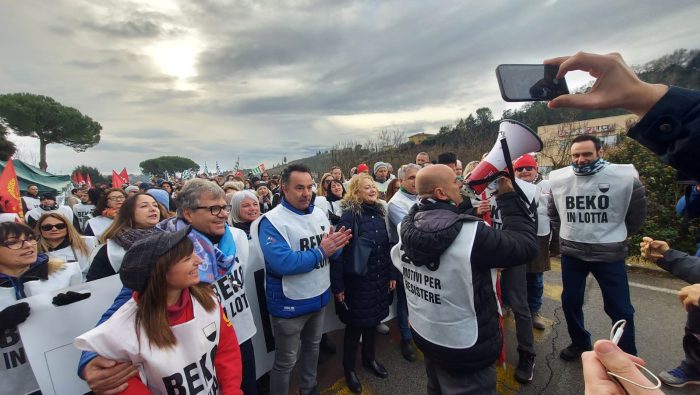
[526,272,544,313]
[561,255,637,355]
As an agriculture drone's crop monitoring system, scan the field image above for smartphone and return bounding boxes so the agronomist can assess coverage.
[496,64,569,102]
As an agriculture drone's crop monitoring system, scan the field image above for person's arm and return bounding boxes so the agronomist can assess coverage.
[547,194,561,255]
[330,211,354,295]
[388,202,407,231]
[625,178,647,235]
[214,305,242,395]
[258,217,326,276]
[471,191,538,270]
[582,340,664,395]
[640,237,700,284]
[78,287,132,376]
[85,245,116,282]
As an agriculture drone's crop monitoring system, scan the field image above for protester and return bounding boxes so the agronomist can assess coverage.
[86,193,167,281]
[330,166,344,183]
[437,152,458,173]
[455,160,463,177]
[0,222,82,395]
[357,163,369,175]
[21,184,40,214]
[384,178,401,202]
[159,180,178,210]
[25,192,80,230]
[325,179,346,225]
[147,187,172,212]
[73,189,96,232]
[640,237,700,387]
[415,152,430,167]
[488,170,538,384]
[549,134,646,359]
[0,203,21,223]
[224,180,245,195]
[80,179,259,394]
[84,188,127,239]
[545,52,698,181]
[36,212,95,278]
[252,164,351,395]
[675,185,700,256]
[513,154,552,330]
[256,182,273,214]
[74,228,243,395]
[387,163,421,362]
[331,173,395,393]
[372,162,391,199]
[124,185,139,197]
[228,189,261,238]
[316,173,334,197]
[391,165,537,394]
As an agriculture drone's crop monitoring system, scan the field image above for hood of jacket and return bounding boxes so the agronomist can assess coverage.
[400,200,481,270]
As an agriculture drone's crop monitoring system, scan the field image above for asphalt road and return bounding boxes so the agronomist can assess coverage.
[282,259,698,395]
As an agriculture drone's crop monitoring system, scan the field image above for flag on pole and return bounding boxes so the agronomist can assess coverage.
[119,168,129,184]
[234,157,240,171]
[216,161,221,175]
[250,163,266,176]
[0,159,22,214]
[86,173,93,188]
[112,170,125,188]
[203,162,209,176]
[76,172,85,185]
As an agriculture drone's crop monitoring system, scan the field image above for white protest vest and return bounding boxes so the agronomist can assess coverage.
[48,237,96,276]
[75,296,222,395]
[388,190,417,221]
[0,213,20,223]
[73,203,95,231]
[86,216,113,239]
[0,260,82,395]
[314,196,330,219]
[210,227,257,344]
[489,178,537,230]
[106,239,127,274]
[262,205,330,300]
[26,205,75,224]
[21,196,40,212]
[390,222,482,349]
[535,179,551,236]
[550,164,637,244]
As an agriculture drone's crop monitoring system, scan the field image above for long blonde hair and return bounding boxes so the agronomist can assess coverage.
[343,173,376,205]
[36,213,90,257]
[316,172,334,196]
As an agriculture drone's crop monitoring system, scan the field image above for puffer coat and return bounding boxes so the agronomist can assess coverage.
[330,200,395,327]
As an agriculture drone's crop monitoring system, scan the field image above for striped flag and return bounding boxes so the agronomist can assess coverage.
[203,162,210,176]
[216,161,221,175]
[250,163,266,176]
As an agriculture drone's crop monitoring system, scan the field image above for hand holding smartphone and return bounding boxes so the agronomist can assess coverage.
[496,64,569,102]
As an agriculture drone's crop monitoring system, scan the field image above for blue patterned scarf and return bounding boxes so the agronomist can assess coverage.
[572,158,609,176]
[156,217,237,284]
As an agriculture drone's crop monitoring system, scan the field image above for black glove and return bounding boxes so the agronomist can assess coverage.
[0,302,31,331]
[52,291,91,306]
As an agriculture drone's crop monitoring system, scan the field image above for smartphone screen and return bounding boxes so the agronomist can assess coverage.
[496,64,569,102]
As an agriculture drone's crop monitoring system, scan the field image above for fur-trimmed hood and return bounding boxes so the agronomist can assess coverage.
[0,253,67,297]
[339,199,387,217]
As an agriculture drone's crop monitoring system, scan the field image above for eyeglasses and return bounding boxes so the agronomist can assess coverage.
[108,196,126,201]
[40,223,67,231]
[2,238,38,250]
[515,166,535,172]
[194,205,232,215]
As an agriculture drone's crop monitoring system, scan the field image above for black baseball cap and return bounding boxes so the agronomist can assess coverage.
[119,226,193,292]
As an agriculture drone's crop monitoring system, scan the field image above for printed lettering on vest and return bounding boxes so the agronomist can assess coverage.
[563,194,610,224]
[212,268,250,321]
[299,233,328,269]
[1,329,27,370]
[401,262,442,305]
[162,345,219,395]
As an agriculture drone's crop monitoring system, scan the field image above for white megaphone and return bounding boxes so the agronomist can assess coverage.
[466,119,543,195]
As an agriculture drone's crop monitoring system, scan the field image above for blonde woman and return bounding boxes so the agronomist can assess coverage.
[330,173,396,393]
[36,213,96,278]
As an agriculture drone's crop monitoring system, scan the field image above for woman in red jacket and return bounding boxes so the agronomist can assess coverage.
[75,226,242,395]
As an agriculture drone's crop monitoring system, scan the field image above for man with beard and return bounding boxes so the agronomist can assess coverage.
[373,162,391,200]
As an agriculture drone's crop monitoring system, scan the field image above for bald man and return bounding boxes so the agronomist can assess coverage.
[391,165,538,394]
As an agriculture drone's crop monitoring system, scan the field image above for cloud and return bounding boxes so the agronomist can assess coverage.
[1,0,700,174]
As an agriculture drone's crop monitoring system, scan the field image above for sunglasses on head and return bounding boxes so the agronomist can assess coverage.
[515,166,535,172]
[40,223,67,231]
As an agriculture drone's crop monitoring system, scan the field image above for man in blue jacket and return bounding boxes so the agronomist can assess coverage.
[252,164,351,395]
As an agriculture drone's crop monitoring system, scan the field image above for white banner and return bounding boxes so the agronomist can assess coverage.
[17,275,123,395]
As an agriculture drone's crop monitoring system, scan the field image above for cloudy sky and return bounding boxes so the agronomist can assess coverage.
[1,0,699,175]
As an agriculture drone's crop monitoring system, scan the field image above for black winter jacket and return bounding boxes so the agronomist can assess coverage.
[330,201,395,327]
[400,192,537,373]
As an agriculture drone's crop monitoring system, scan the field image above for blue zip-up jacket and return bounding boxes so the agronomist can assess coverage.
[258,198,340,318]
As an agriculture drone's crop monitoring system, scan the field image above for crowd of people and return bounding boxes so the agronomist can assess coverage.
[1,51,699,395]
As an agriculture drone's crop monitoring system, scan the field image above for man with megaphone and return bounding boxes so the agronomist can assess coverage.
[548,134,647,361]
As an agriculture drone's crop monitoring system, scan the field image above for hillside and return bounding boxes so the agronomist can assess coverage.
[270,49,700,177]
